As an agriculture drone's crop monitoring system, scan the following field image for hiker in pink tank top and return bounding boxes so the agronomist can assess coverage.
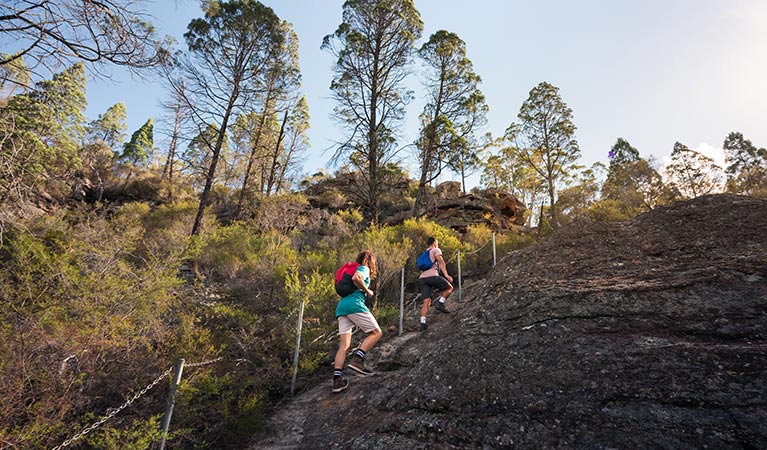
[418,237,454,331]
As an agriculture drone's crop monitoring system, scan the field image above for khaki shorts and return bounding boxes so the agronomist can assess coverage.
[338,312,380,334]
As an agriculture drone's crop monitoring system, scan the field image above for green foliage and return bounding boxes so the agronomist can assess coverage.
[512,81,580,226]
[722,131,767,197]
[83,415,165,450]
[197,222,297,282]
[416,29,488,200]
[481,133,546,226]
[665,142,722,199]
[121,118,154,167]
[608,137,640,173]
[0,208,190,449]
[458,224,536,275]
[555,163,604,227]
[602,157,674,215]
[178,373,268,449]
[89,103,128,149]
[0,63,87,203]
[586,198,637,222]
[322,0,423,223]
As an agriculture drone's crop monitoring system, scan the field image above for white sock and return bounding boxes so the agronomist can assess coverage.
[420,316,427,324]
[437,297,446,304]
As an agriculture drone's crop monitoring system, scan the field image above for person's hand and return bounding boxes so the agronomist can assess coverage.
[446,275,453,282]
[366,288,374,297]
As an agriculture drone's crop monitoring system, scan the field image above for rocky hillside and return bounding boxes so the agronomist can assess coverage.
[250,194,767,449]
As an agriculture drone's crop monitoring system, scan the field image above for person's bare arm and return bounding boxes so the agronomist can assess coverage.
[436,254,453,282]
[352,271,374,296]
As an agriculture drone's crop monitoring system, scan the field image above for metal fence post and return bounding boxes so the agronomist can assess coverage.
[492,231,496,267]
[159,358,185,450]
[399,267,404,336]
[457,251,462,302]
[290,297,305,395]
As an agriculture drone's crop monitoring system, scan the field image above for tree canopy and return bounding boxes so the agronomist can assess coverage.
[322,0,423,224]
[511,81,580,227]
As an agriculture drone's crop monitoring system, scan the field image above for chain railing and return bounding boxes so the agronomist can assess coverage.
[51,357,224,450]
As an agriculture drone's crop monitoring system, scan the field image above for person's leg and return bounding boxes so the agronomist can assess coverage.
[359,327,382,352]
[440,282,454,300]
[348,313,381,376]
[333,317,353,392]
[420,297,431,317]
[419,279,433,331]
[434,277,453,313]
[334,332,352,369]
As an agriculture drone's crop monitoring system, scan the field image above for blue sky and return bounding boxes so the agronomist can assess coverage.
[85,0,767,185]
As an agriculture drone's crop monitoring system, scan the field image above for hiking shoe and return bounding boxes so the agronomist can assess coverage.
[332,377,349,393]
[435,302,451,314]
[348,356,373,376]
[420,322,428,332]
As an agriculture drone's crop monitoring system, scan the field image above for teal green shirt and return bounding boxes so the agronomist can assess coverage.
[335,265,370,317]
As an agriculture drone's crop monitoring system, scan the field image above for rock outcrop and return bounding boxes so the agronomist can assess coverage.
[251,194,767,449]
[305,176,527,232]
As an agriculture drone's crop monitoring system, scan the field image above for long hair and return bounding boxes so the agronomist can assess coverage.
[355,249,377,280]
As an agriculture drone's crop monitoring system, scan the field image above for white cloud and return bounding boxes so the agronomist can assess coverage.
[693,142,726,169]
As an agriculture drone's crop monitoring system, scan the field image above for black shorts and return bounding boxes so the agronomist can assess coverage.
[419,276,451,300]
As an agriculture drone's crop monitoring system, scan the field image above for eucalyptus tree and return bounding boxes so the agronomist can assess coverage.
[510,81,580,226]
[121,118,153,168]
[601,138,673,213]
[0,55,30,101]
[170,0,284,236]
[0,62,86,205]
[158,85,192,202]
[608,137,640,173]
[482,126,546,225]
[0,0,165,82]
[85,102,127,200]
[182,123,229,192]
[722,132,767,196]
[665,141,722,199]
[322,0,423,224]
[265,95,310,196]
[555,163,605,225]
[235,21,303,212]
[88,103,128,150]
[415,30,487,209]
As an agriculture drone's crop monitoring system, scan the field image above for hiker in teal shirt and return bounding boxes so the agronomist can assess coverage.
[332,250,382,393]
[335,265,371,317]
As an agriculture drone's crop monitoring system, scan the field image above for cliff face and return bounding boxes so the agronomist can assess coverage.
[251,194,767,450]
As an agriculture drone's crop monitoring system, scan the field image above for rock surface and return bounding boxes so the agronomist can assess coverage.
[250,194,767,449]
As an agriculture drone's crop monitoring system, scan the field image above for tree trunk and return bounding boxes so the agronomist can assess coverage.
[266,107,289,197]
[191,98,236,236]
[162,104,181,203]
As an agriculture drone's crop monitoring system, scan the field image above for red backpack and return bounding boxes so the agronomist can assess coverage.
[334,261,360,297]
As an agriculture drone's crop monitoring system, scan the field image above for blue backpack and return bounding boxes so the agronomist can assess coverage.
[416,249,434,271]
